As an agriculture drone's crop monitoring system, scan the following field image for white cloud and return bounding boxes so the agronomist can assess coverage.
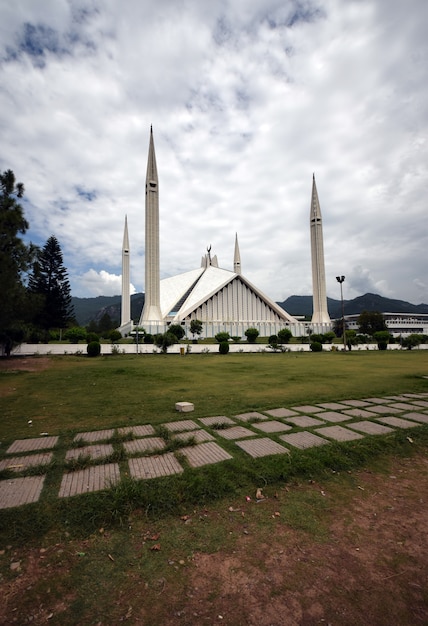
[74,269,136,298]
[1,0,427,308]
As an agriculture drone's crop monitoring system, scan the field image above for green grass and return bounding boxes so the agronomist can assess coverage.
[1,350,427,439]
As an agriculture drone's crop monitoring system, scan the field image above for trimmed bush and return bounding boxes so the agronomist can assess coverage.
[219,341,230,354]
[87,341,101,357]
[86,332,99,344]
[244,328,259,343]
[377,341,388,351]
[215,332,230,343]
[278,328,292,343]
[144,333,154,344]
[168,324,185,340]
[310,341,323,352]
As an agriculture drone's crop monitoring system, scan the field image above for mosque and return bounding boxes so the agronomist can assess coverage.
[118,128,332,339]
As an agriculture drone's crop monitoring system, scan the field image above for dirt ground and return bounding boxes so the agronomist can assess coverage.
[0,356,52,373]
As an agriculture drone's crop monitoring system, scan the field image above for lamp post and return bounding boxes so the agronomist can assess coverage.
[336,276,346,351]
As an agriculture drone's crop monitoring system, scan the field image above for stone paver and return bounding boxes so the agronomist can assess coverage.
[6,436,58,454]
[235,438,289,458]
[376,416,421,429]
[363,405,402,415]
[317,402,348,410]
[199,416,235,427]
[285,415,325,428]
[0,475,46,509]
[291,405,324,414]
[346,421,394,435]
[235,411,268,421]
[118,425,155,437]
[0,453,53,472]
[408,400,428,408]
[164,420,199,432]
[314,426,364,442]
[402,412,428,424]
[216,426,255,440]
[264,408,299,418]
[342,408,377,419]
[123,437,165,455]
[66,444,114,462]
[74,429,114,443]
[388,402,423,411]
[363,397,391,404]
[340,400,373,408]
[180,442,233,467]
[315,411,351,423]
[58,463,120,498]
[173,429,215,442]
[384,395,412,402]
[280,432,329,449]
[403,393,428,399]
[129,453,183,479]
[252,420,292,433]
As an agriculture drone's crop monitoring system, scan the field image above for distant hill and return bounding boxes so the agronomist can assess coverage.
[72,291,428,326]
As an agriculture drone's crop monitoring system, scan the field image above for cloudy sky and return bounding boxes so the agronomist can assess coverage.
[1,0,427,305]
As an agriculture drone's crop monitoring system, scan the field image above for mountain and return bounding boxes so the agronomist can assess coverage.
[278,293,428,318]
[71,292,428,326]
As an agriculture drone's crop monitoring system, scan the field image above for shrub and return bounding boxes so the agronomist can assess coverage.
[310,333,324,344]
[219,341,230,354]
[244,328,259,343]
[109,330,122,342]
[144,333,154,344]
[278,328,292,343]
[310,341,323,352]
[215,332,230,343]
[64,326,87,343]
[86,332,99,344]
[154,332,176,353]
[168,324,185,340]
[87,341,101,357]
[231,336,241,343]
[377,341,388,351]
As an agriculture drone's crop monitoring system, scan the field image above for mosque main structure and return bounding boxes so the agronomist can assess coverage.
[119,127,331,338]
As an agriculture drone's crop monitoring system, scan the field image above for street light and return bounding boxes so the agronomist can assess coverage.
[336,276,346,351]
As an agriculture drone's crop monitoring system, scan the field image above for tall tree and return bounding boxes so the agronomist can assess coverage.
[0,170,36,354]
[357,310,387,336]
[28,235,74,331]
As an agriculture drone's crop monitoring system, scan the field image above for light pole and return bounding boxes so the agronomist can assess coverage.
[336,276,346,351]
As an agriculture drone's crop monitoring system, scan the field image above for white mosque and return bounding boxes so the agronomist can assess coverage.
[119,128,332,339]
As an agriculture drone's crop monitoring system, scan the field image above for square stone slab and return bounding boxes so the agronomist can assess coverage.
[285,415,326,428]
[235,438,290,458]
[264,408,299,418]
[0,453,53,472]
[234,411,269,422]
[164,420,199,432]
[123,437,165,455]
[252,421,292,433]
[342,408,377,418]
[180,442,233,467]
[118,425,155,437]
[7,436,59,454]
[58,463,120,498]
[340,399,373,408]
[362,398,391,404]
[403,393,428,399]
[402,412,428,424]
[314,426,364,442]
[280,432,329,449]
[74,429,114,443]
[317,402,348,410]
[216,426,255,440]
[173,429,215,442]
[129,453,183,480]
[408,400,428,408]
[199,416,235,427]
[175,401,194,412]
[363,405,402,415]
[384,395,412,402]
[315,411,351,423]
[376,416,421,429]
[66,444,114,462]
[388,402,421,411]
[291,405,324,414]
[346,421,394,435]
[0,475,46,509]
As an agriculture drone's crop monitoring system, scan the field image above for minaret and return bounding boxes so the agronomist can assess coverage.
[140,126,162,323]
[120,215,131,328]
[234,233,241,274]
[310,175,331,324]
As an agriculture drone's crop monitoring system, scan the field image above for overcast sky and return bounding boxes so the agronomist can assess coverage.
[1,0,427,305]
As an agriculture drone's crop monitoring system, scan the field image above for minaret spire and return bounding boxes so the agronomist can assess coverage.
[119,215,132,334]
[140,126,162,323]
[310,175,330,324]
[234,233,241,274]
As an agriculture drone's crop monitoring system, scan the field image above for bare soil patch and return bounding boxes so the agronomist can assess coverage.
[0,356,52,373]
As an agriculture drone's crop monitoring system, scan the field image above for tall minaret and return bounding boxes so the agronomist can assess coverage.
[310,175,331,324]
[234,233,241,274]
[140,126,162,323]
[120,215,131,328]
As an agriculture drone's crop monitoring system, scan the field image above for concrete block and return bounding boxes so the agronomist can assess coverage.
[175,401,194,412]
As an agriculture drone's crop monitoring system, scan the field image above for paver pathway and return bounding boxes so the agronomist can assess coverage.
[1,392,427,509]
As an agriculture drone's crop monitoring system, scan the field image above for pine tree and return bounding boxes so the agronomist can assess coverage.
[28,235,74,331]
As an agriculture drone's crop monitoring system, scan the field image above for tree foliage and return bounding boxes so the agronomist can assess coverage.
[190,319,203,340]
[168,324,185,340]
[244,328,259,343]
[357,310,387,336]
[277,328,292,344]
[154,332,176,353]
[0,170,36,352]
[28,235,74,331]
